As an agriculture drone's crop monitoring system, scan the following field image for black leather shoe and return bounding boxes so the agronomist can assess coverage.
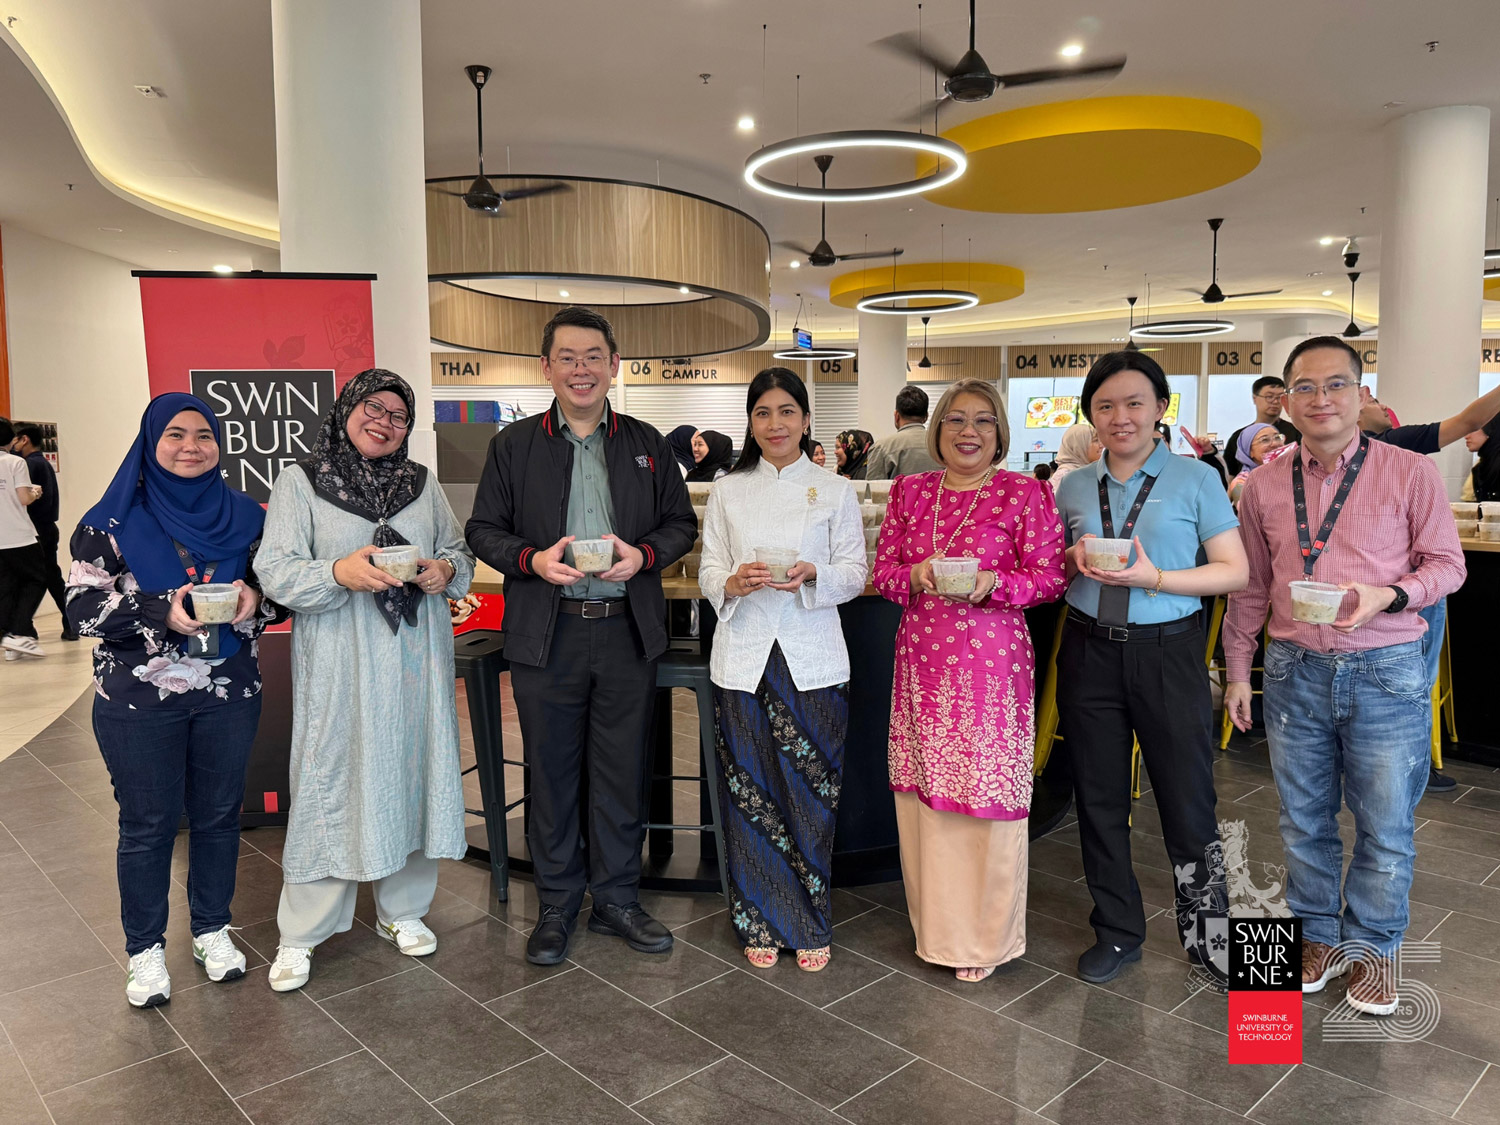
[60,630,80,642]
[1077,940,1141,983]
[587,902,674,953]
[1427,766,1457,792]
[525,905,577,966]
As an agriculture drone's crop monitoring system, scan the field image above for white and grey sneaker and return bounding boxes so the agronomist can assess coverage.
[3,649,16,661]
[1,635,44,658]
[268,945,313,992]
[126,944,171,1007]
[192,925,247,982]
[377,918,437,956]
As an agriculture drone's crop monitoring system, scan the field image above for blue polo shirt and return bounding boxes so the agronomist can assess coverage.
[1054,439,1238,625]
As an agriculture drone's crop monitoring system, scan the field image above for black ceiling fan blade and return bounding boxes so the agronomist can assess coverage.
[1223,289,1284,299]
[775,241,817,256]
[996,55,1126,89]
[1178,288,1210,298]
[428,186,470,198]
[836,249,904,261]
[871,31,957,78]
[892,95,952,126]
[496,182,570,202]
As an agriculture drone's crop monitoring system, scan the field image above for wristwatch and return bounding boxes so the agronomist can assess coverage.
[1383,585,1409,614]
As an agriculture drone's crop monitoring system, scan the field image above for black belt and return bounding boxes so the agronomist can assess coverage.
[558,597,628,619]
[1066,608,1198,644]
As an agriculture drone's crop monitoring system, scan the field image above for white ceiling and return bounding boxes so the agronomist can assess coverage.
[5,0,1500,341]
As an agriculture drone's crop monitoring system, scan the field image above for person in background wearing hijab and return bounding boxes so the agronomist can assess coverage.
[66,393,280,1007]
[666,424,698,479]
[255,370,474,993]
[1460,418,1499,502]
[1050,423,1100,487]
[687,429,735,482]
[835,429,874,481]
[1226,422,1287,510]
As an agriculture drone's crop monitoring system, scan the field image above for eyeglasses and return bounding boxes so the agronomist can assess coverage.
[940,413,999,433]
[550,355,609,372]
[1255,391,1284,402]
[361,398,412,430]
[1286,379,1359,399]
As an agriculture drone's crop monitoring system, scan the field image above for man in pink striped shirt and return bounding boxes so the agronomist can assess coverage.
[1225,336,1465,1019]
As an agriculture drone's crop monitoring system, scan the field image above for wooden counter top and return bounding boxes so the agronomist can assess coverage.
[1459,536,1500,554]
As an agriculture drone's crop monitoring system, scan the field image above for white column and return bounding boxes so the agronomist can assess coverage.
[1260,316,1324,385]
[857,312,909,436]
[270,0,436,467]
[1379,105,1491,495]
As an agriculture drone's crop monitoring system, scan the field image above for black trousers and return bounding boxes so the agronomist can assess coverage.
[1057,620,1223,949]
[36,523,69,620]
[0,542,49,638]
[510,610,658,914]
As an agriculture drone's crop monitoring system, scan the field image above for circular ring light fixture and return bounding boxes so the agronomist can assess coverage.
[855,289,981,315]
[1129,319,1235,339]
[772,347,858,360]
[745,130,967,202]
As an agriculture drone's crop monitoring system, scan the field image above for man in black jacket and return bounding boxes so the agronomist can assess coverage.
[466,307,697,965]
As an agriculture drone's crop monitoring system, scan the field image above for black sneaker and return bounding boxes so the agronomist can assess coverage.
[60,629,80,642]
[1077,940,1141,983]
[587,901,674,954]
[1426,767,1457,792]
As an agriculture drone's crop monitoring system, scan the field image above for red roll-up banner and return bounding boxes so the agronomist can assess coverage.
[135,271,376,503]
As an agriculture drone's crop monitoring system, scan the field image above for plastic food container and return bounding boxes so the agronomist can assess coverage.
[686,482,714,501]
[1482,524,1500,542]
[864,527,880,547]
[931,556,979,595]
[1456,520,1479,538]
[868,481,893,503]
[191,582,240,623]
[753,547,800,583]
[1083,537,1132,572]
[1451,502,1480,520]
[371,544,419,583]
[570,538,615,574]
[1289,580,1346,624]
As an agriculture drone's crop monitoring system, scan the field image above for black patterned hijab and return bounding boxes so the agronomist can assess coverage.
[300,369,428,633]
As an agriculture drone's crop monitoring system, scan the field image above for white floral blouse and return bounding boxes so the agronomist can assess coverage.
[65,524,283,709]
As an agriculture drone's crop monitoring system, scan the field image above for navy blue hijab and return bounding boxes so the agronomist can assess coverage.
[83,393,265,653]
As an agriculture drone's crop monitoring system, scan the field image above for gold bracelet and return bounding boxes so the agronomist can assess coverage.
[1147,566,1164,597]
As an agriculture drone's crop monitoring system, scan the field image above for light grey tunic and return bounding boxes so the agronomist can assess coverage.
[255,464,475,883]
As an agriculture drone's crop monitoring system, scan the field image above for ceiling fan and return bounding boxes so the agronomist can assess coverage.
[878,0,1125,120]
[908,315,962,370]
[1342,269,1368,337]
[429,65,568,216]
[778,156,903,267]
[1181,219,1282,303]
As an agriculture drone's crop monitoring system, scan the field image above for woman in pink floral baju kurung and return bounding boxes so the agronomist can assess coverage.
[873,382,1066,978]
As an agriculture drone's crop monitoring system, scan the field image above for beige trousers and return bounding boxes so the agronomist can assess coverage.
[276,851,439,949]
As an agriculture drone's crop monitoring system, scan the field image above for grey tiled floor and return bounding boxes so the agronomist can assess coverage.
[3,682,1500,1123]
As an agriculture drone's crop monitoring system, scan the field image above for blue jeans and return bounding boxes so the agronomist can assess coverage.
[1418,598,1445,690]
[94,693,261,956]
[1262,639,1430,956]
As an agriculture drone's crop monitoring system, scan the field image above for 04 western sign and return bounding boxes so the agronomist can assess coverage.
[192,369,336,501]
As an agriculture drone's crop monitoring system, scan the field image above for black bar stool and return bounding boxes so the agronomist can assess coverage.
[646,651,730,905]
[453,629,525,903]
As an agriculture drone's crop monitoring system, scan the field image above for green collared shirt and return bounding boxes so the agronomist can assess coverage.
[558,404,624,598]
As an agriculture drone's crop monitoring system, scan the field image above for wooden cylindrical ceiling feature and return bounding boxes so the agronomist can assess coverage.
[827,261,1025,310]
[426,175,771,358]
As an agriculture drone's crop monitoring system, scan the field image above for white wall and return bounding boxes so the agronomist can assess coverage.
[3,225,149,566]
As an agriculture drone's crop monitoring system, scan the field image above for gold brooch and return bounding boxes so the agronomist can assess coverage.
[807,487,818,505]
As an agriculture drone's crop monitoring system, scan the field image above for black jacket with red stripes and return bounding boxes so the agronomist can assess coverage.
[464,400,697,667]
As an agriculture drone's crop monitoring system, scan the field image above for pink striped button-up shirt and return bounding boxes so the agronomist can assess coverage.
[1224,432,1466,682]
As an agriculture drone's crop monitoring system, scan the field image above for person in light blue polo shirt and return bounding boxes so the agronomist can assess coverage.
[1052,351,1249,986]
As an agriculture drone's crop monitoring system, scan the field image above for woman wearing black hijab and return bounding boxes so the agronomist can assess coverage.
[255,370,475,994]
[686,429,734,482]
[835,429,874,480]
[666,424,698,478]
[1464,417,1500,501]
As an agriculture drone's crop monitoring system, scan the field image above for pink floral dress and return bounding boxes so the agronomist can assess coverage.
[873,470,1067,819]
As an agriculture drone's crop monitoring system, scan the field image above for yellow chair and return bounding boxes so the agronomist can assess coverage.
[1431,614,1457,767]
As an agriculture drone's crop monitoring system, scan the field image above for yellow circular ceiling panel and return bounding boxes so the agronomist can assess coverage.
[1485,277,1500,301]
[915,96,1262,213]
[829,261,1025,309]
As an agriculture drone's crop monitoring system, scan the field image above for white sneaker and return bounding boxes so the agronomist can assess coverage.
[3,649,16,661]
[377,918,437,956]
[2,635,44,657]
[125,944,171,1008]
[268,945,313,992]
[192,925,247,982]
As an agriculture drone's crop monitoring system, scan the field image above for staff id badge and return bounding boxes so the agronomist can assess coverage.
[186,625,220,659]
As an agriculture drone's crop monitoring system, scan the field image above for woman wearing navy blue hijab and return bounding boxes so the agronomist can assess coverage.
[66,392,279,1008]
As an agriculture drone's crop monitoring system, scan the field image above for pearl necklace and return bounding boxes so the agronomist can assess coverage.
[931,466,994,557]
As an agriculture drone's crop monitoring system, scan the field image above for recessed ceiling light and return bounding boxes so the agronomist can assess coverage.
[737,115,755,131]
[166,249,179,253]
[789,260,801,269]
[97,226,123,233]
[211,264,233,273]
[1322,289,1334,296]
[679,286,691,294]
[1319,236,1335,246]
[558,289,570,297]
[1086,246,1098,251]
[1306,270,1324,277]
[1383,101,1406,109]
[1060,43,1084,57]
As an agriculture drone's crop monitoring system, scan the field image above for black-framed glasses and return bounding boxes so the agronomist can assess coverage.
[361,398,412,430]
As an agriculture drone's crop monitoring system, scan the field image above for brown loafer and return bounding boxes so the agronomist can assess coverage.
[1347,956,1399,1016]
[1302,939,1349,993]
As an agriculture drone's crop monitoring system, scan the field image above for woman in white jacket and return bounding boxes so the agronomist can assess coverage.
[699,367,868,973]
